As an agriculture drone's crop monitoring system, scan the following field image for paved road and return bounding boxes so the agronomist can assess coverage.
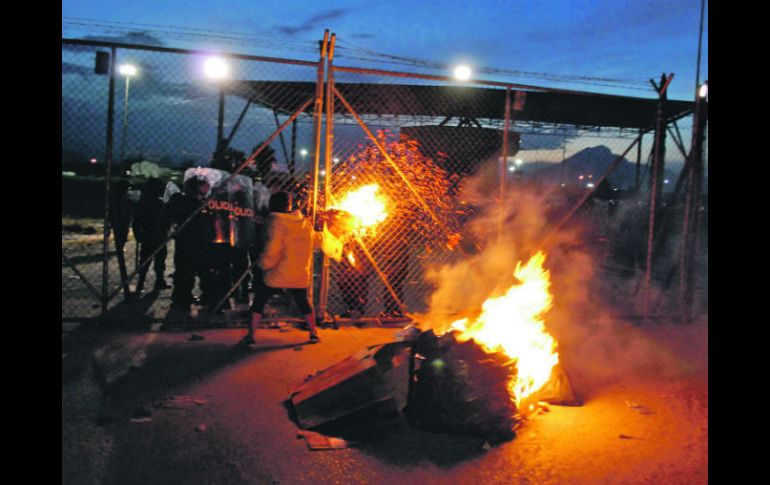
[62,320,708,485]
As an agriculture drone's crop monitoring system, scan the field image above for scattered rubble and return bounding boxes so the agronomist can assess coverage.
[625,400,654,415]
[153,395,207,409]
[297,430,349,450]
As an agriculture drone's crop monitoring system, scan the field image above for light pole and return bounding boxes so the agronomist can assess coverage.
[204,57,230,156]
[118,64,137,176]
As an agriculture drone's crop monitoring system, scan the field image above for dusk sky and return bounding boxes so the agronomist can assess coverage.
[62,0,707,101]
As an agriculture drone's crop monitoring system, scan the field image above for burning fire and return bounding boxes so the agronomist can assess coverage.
[449,251,558,407]
[331,184,388,234]
[319,184,390,263]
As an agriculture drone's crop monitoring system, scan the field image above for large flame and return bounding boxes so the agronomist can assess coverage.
[320,184,389,262]
[332,184,388,234]
[449,251,558,407]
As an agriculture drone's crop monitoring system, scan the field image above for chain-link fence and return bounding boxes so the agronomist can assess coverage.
[63,39,322,322]
[62,37,707,325]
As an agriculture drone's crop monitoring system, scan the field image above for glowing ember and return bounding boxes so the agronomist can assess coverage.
[331,184,388,235]
[449,251,558,407]
[346,251,356,266]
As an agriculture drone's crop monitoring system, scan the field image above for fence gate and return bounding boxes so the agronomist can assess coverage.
[318,54,517,319]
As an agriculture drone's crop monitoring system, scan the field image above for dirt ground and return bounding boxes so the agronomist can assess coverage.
[62,316,707,485]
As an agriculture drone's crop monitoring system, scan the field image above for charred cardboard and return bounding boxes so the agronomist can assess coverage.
[287,331,578,442]
[288,341,411,430]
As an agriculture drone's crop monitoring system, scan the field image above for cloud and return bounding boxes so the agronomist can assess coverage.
[62,31,166,52]
[276,8,349,36]
[62,62,92,77]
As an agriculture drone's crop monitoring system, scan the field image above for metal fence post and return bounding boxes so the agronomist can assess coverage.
[635,128,643,192]
[101,46,117,320]
[309,30,329,312]
[680,83,707,322]
[643,74,672,319]
[319,33,336,320]
[217,87,225,151]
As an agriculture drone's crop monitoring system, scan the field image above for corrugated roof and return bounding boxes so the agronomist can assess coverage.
[226,81,695,130]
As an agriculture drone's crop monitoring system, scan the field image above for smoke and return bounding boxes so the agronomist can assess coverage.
[414,159,705,398]
[418,159,593,330]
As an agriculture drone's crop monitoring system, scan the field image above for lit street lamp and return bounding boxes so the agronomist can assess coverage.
[119,63,137,175]
[453,64,472,81]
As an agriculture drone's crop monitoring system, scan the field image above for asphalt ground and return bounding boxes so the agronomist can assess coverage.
[62,319,708,485]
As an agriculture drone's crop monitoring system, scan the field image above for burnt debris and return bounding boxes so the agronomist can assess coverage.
[288,329,577,444]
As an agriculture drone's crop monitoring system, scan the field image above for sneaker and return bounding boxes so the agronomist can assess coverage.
[308,333,321,344]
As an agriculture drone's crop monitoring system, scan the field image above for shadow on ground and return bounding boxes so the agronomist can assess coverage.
[102,289,162,325]
[99,337,296,418]
[283,398,488,467]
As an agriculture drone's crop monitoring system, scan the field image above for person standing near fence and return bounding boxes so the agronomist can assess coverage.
[109,178,134,253]
[240,191,320,346]
[133,178,171,294]
[109,178,135,299]
[168,176,211,313]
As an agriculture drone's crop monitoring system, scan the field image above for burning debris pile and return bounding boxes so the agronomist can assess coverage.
[288,327,575,444]
[288,251,578,444]
[403,329,520,443]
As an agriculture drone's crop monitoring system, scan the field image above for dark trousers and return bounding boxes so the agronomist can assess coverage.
[202,244,232,307]
[230,246,250,301]
[171,243,209,308]
[137,239,167,285]
[250,278,312,315]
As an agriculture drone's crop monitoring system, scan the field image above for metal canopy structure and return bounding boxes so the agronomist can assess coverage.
[225,80,695,130]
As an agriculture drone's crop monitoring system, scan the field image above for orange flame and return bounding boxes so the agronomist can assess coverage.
[332,184,388,235]
[449,251,558,407]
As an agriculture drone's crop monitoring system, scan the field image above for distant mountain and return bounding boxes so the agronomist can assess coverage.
[521,145,678,191]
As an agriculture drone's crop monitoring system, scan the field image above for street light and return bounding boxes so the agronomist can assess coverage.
[453,64,472,81]
[118,63,138,175]
[698,81,708,98]
[204,56,229,80]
